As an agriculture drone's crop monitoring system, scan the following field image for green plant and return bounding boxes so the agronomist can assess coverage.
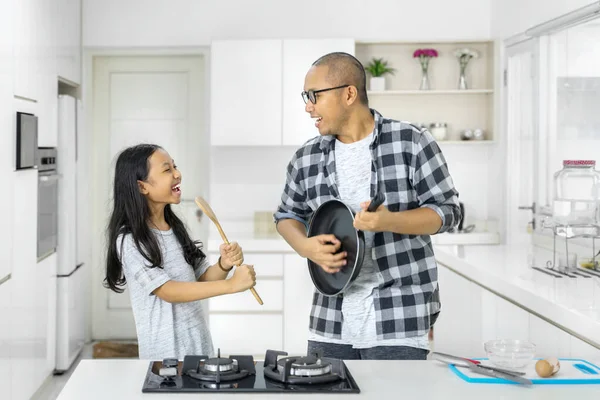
[365,58,396,77]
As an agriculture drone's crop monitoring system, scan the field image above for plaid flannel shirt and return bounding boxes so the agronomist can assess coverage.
[274,109,461,340]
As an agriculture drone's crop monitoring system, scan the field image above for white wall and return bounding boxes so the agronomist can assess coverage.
[83,0,492,46]
[491,0,598,38]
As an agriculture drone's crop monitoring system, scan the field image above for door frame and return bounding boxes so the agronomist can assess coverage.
[82,47,211,341]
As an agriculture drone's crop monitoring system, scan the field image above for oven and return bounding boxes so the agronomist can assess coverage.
[37,147,59,261]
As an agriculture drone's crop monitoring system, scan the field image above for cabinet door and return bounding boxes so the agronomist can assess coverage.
[57,0,81,84]
[209,314,282,358]
[211,40,282,146]
[570,335,600,362]
[433,265,482,357]
[0,279,11,400]
[528,314,571,359]
[282,39,355,146]
[283,254,314,355]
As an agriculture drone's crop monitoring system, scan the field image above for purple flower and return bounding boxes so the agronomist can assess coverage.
[413,48,438,58]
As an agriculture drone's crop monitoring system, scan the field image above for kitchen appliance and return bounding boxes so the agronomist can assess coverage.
[37,147,59,260]
[55,94,85,373]
[16,111,38,170]
[142,348,360,393]
[306,192,385,296]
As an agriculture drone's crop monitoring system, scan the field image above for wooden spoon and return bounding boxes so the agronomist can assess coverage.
[195,196,263,305]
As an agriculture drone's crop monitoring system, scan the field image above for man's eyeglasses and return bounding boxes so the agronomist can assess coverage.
[301,85,350,105]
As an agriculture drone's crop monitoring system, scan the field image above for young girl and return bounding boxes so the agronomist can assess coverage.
[104,143,256,360]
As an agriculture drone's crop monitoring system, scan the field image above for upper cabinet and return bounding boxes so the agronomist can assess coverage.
[14,0,58,147]
[282,39,355,146]
[13,0,56,102]
[57,0,82,85]
[211,40,282,146]
[211,39,355,146]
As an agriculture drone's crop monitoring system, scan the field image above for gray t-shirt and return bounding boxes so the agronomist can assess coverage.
[308,132,429,350]
[118,228,214,360]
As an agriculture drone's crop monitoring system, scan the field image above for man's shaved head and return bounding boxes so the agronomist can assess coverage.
[312,52,369,106]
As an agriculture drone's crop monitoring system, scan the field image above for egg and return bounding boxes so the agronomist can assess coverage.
[535,358,560,378]
[546,357,561,373]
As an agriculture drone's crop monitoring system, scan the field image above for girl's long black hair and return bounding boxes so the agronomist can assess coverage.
[104,144,205,293]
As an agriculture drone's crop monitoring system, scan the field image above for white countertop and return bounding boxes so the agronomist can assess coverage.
[433,243,600,348]
[56,359,599,399]
[206,231,500,252]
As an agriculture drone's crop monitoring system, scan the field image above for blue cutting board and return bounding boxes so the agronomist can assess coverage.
[449,358,600,385]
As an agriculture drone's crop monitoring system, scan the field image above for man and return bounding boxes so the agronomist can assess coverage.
[273,52,460,360]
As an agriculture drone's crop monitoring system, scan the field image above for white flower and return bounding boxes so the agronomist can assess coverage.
[454,48,479,59]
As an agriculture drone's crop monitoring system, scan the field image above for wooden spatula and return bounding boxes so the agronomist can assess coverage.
[195,196,263,305]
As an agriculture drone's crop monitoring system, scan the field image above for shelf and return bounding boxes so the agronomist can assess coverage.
[368,89,493,95]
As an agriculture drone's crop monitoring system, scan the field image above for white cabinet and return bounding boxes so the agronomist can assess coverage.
[211,39,355,146]
[282,39,355,146]
[283,254,314,355]
[206,251,315,357]
[13,0,41,101]
[210,40,282,146]
[209,314,283,357]
[434,264,484,357]
[528,314,571,359]
[435,264,600,360]
[0,279,11,400]
[14,0,58,147]
[56,0,81,84]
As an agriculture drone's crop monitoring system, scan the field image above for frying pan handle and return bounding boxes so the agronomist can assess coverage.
[367,192,386,212]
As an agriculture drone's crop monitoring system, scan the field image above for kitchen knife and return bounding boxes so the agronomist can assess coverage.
[467,363,533,386]
[431,352,526,376]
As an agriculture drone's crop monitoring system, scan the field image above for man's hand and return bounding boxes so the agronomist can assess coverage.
[301,234,347,274]
[353,201,391,232]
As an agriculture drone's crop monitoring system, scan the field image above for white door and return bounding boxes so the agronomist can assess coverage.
[505,39,540,245]
[91,56,208,339]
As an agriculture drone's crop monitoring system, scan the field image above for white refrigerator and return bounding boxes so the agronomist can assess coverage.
[56,94,86,373]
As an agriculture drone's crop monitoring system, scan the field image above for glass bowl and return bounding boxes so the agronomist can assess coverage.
[484,339,536,368]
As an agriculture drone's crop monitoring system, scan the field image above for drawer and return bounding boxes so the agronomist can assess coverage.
[209,314,282,357]
[208,252,284,278]
[209,280,282,312]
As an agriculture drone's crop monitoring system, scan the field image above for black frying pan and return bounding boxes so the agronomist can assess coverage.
[306,192,386,296]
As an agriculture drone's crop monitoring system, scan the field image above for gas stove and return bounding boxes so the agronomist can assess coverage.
[141,348,360,393]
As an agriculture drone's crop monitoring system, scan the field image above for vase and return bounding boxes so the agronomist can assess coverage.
[458,59,471,90]
[420,70,430,90]
[419,59,431,90]
[370,77,386,91]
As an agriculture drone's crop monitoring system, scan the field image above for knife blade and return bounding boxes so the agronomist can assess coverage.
[467,363,533,386]
[431,352,526,376]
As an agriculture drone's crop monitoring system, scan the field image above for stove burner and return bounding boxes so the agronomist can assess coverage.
[203,357,236,373]
[263,349,343,385]
[276,355,332,377]
[183,349,255,383]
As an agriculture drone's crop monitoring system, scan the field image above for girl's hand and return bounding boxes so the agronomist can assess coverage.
[228,264,256,293]
[219,242,244,269]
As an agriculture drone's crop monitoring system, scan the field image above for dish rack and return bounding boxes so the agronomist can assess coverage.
[540,219,600,275]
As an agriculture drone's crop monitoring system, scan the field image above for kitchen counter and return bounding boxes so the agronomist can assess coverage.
[56,359,599,399]
[434,243,600,349]
[206,231,500,252]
